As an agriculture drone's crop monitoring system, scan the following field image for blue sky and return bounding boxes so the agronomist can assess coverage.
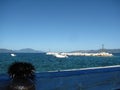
[0,0,120,52]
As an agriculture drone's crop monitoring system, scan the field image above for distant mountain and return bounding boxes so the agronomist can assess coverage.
[103,49,120,53]
[15,48,43,53]
[0,48,44,53]
[0,49,14,53]
[70,49,120,53]
[0,48,120,53]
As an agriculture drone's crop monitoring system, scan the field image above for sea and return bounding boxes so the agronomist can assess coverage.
[0,53,120,74]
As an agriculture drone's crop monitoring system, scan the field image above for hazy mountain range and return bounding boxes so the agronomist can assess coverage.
[0,48,120,53]
[0,48,43,53]
[71,49,120,53]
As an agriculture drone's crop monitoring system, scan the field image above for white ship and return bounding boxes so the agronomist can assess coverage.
[46,52,68,58]
[46,45,113,57]
[46,52,113,57]
[61,52,113,57]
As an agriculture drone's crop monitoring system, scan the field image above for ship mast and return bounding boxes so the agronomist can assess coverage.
[101,44,104,52]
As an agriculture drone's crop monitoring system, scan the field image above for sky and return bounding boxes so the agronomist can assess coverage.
[0,0,120,52]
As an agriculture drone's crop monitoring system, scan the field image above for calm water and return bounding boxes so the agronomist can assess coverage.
[0,53,120,74]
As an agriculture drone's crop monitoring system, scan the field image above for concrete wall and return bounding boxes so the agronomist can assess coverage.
[36,65,120,90]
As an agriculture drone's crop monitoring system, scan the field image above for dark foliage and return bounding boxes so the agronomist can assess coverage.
[8,62,35,81]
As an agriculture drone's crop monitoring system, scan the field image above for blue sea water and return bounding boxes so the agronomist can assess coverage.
[0,53,120,74]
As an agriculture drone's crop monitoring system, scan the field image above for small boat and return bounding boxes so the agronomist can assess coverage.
[54,53,68,58]
[10,54,16,57]
[46,52,68,58]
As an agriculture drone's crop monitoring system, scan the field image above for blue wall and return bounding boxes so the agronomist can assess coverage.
[0,65,120,90]
[36,66,120,90]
